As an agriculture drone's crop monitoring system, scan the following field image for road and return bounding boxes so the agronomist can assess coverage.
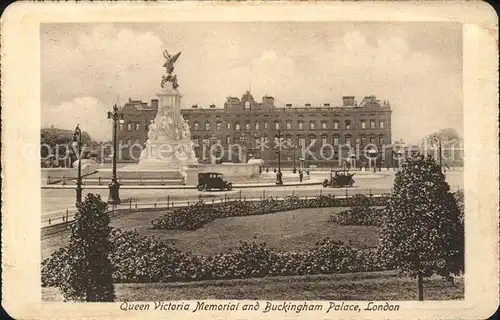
[42,171,463,222]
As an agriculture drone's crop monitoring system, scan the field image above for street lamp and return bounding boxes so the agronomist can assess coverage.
[107,104,124,205]
[397,149,405,170]
[275,128,283,185]
[368,148,377,172]
[432,134,443,171]
[73,124,83,205]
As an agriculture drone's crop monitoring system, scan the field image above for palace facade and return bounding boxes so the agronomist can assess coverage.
[116,92,393,168]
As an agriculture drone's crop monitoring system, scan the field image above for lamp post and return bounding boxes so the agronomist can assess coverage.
[432,134,443,171]
[107,104,124,205]
[275,128,283,185]
[73,124,83,205]
[368,148,377,172]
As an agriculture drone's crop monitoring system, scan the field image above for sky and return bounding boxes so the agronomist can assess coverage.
[41,22,463,143]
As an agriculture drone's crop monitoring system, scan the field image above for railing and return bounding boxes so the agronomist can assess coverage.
[41,188,388,230]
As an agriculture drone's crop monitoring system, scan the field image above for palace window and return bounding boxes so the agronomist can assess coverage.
[286,137,292,146]
[360,135,366,145]
[264,122,268,129]
[275,121,280,130]
[345,135,352,145]
[119,123,124,131]
[235,123,240,131]
[380,121,385,129]
[134,139,140,145]
[309,137,317,146]
[205,121,210,131]
[333,136,339,145]
[227,122,231,130]
[245,122,250,131]
[216,121,222,131]
[127,122,132,131]
[226,136,231,145]
[379,137,385,145]
[298,121,303,130]
[345,120,351,130]
[286,121,292,130]
[244,101,251,111]
[135,122,140,131]
[119,139,123,146]
[361,121,366,129]
[194,122,199,131]
[127,138,132,146]
[321,121,327,130]
[321,136,327,145]
[333,121,339,129]
[310,121,316,130]
[298,137,305,147]
[370,137,375,144]
[255,122,260,130]
[370,120,376,129]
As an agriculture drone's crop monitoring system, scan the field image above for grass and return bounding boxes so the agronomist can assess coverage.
[42,207,380,259]
[42,271,464,301]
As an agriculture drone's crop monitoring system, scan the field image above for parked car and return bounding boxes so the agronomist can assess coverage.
[323,169,355,188]
[197,172,233,191]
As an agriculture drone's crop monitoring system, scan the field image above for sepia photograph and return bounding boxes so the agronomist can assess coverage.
[40,21,465,302]
[1,2,498,319]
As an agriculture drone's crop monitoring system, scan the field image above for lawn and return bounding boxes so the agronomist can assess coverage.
[42,271,464,301]
[42,207,380,259]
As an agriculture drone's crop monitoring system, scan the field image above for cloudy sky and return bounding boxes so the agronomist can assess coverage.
[41,22,462,143]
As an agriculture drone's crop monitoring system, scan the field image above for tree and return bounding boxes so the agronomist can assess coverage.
[41,127,94,159]
[59,193,116,302]
[378,155,464,300]
[423,128,462,148]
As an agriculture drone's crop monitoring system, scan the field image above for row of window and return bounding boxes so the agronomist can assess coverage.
[119,121,145,132]
[118,138,141,146]
[192,135,386,147]
[192,119,385,131]
[117,135,387,147]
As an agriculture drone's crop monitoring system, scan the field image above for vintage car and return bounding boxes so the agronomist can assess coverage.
[197,172,233,191]
[322,170,355,188]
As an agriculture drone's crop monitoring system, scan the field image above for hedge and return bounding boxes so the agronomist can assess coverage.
[151,194,390,231]
[42,229,387,286]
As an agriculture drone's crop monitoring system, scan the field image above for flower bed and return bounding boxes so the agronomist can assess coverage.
[151,194,390,231]
[42,230,387,286]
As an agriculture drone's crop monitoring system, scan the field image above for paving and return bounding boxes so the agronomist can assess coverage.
[41,170,463,228]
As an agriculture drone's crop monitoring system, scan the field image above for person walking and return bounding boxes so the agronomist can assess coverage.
[299,171,303,183]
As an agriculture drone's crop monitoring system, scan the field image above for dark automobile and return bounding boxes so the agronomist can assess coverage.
[323,170,355,188]
[197,172,233,191]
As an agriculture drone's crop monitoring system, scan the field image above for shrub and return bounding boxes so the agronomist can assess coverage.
[43,233,389,285]
[56,193,115,302]
[151,194,391,231]
[330,207,385,227]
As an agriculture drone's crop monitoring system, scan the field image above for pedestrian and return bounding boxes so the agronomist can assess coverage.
[299,171,303,183]
[306,169,310,176]
[274,168,277,173]
[266,167,269,173]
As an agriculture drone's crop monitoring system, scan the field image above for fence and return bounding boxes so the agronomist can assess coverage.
[41,188,389,233]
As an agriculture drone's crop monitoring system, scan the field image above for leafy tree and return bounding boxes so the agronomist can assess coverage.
[378,155,464,300]
[40,127,94,159]
[59,193,116,302]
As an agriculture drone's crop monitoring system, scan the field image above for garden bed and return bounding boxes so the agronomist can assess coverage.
[151,194,390,231]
